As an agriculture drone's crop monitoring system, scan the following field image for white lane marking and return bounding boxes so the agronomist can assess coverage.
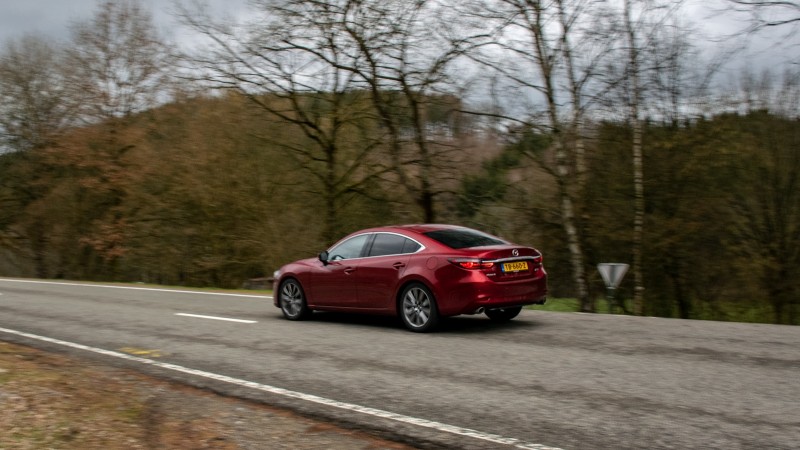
[0,327,562,450]
[175,313,257,324]
[0,278,272,299]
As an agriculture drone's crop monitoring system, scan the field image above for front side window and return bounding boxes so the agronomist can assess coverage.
[329,234,370,260]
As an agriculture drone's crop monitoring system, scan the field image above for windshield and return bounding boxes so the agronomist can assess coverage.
[424,228,507,249]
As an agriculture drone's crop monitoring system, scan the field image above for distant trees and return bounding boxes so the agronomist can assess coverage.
[109,96,310,286]
[0,0,173,278]
[723,112,800,324]
[584,112,799,323]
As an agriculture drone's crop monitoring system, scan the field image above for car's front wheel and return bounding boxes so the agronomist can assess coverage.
[485,306,522,322]
[279,278,312,321]
[399,283,439,332]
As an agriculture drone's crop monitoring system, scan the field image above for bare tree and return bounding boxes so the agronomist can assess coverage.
[723,0,800,30]
[456,0,621,311]
[713,0,800,74]
[604,0,688,315]
[335,0,472,222]
[64,0,172,121]
[0,35,74,152]
[647,15,711,122]
[622,0,647,316]
[179,0,470,230]
[178,0,396,242]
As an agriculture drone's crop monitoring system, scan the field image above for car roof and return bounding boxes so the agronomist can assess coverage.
[364,224,466,235]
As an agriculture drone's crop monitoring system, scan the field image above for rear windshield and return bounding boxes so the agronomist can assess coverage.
[424,228,507,249]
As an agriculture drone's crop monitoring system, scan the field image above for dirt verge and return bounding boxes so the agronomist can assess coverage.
[0,341,414,449]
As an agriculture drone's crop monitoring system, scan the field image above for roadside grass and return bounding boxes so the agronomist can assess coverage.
[527,297,630,313]
[527,296,778,324]
[686,300,775,324]
[527,297,581,312]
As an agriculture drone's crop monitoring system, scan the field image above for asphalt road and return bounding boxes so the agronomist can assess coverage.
[1,278,798,449]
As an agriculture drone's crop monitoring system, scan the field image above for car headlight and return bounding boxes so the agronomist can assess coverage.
[273,270,281,279]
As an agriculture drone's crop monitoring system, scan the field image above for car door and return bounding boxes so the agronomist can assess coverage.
[355,233,421,311]
[309,234,370,308]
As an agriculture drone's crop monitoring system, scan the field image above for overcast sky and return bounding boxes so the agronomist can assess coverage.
[0,0,796,73]
[0,0,249,45]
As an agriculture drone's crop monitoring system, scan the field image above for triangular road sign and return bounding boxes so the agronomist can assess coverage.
[597,263,629,289]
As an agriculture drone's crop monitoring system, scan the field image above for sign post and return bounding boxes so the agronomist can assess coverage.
[597,263,629,314]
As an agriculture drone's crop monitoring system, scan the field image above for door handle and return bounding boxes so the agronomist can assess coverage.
[393,262,406,270]
[344,267,356,274]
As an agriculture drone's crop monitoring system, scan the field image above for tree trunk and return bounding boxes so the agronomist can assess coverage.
[31,223,48,279]
[560,177,589,311]
[324,145,339,244]
[526,1,590,311]
[625,0,646,316]
[632,117,645,315]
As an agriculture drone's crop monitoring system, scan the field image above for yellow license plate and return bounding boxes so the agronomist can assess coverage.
[502,261,528,272]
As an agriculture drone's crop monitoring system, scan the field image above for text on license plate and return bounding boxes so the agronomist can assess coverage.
[502,261,528,272]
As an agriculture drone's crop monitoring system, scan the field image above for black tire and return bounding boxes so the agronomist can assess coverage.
[399,283,440,332]
[485,306,523,322]
[279,279,312,321]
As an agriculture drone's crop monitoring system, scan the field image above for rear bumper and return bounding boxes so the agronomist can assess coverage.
[437,273,548,316]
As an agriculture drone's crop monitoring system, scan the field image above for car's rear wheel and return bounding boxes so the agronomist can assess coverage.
[399,283,439,332]
[280,279,312,321]
[485,306,522,322]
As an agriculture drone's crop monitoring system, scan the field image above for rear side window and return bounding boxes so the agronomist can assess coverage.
[368,233,421,257]
[424,228,507,249]
[402,239,422,254]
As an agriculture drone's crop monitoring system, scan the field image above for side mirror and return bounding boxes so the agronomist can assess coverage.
[318,251,329,265]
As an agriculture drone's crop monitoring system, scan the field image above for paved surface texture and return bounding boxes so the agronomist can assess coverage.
[1,278,798,449]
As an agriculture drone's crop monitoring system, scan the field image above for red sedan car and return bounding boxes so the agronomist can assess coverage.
[272,224,547,332]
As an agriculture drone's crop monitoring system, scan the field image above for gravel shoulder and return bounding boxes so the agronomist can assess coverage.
[0,341,415,449]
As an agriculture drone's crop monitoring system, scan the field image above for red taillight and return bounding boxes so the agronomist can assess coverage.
[449,258,494,270]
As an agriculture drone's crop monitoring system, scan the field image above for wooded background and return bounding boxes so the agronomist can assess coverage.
[1,0,798,324]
